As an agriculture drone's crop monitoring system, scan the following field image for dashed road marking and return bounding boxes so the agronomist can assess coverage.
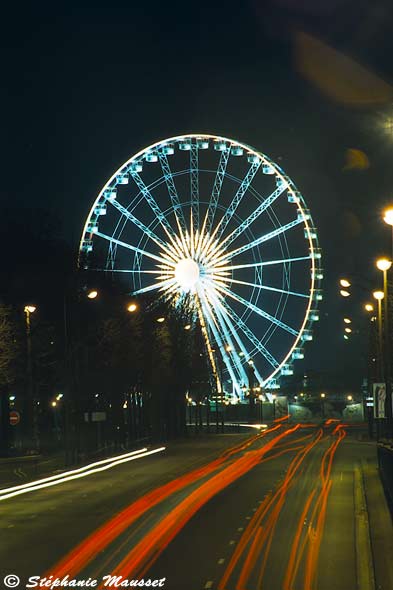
[246,516,251,520]
[218,558,225,565]
[229,540,236,545]
[238,527,244,531]
[204,581,213,589]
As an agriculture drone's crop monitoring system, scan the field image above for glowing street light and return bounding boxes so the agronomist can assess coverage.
[87,290,98,299]
[364,303,374,312]
[184,324,191,330]
[383,207,393,227]
[340,279,351,288]
[340,290,351,297]
[343,318,352,324]
[376,257,392,272]
[156,317,165,323]
[127,302,138,313]
[347,395,353,402]
[373,290,384,301]
[345,327,352,333]
[320,393,326,398]
[24,305,37,314]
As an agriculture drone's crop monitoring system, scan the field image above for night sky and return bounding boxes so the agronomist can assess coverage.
[3,0,393,390]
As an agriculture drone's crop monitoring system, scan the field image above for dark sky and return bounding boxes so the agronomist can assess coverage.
[2,0,393,389]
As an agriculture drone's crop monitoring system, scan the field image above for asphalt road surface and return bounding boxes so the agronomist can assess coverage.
[0,423,379,590]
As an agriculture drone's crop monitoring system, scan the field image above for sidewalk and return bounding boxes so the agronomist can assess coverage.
[362,458,393,590]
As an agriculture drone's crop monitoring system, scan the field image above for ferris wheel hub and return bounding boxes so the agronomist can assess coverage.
[175,258,200,292]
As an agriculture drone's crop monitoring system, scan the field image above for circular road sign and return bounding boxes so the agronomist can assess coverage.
[9,411,20,426]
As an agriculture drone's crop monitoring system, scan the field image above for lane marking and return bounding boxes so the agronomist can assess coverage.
[237,527,244,532]
[204,581,213,589]
[218,558,225,565]
[229,540,236,545]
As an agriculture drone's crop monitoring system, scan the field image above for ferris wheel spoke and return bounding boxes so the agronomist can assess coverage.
[214,159,262,241]
[205,148,231,234]
[216,256,311,273]
[215,282,299,337]
[216,276,309,299]
[130,171,177,240]
[198,288,243,394]
[158,152,188,235]
[204,289,249,385]
[207,288,266,385]
[215,218,304,264]
[90,268,167,274]
[95,231,173,266]
[131,278,177,296]
[220,184,287,248]
[190,143,199,233]
[109,198,170,251]
[219,298,280,371]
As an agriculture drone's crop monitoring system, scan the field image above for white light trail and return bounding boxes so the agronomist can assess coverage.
[0,447,166,502]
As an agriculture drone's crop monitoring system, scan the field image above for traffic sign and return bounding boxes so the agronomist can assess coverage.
[9,410,20,426]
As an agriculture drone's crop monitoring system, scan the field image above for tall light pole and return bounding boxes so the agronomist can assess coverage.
[373,290,384,381]
[24,305,38,451]
[320,393,326,418]
[376,258,392,434]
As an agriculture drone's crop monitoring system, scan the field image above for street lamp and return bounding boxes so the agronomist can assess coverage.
[344,318,352,324]
[340,279,351,288]
[24,304,39,451]
[127,302,138,313]
[347,395,353,402]
[320,393,326,418]
[340,290,351,297]
[376,257,392,273]
[373,290,384,381]
[87,290,98,299]
[376,257,392,434]
[156,317,165,323]
[364,303,374,312]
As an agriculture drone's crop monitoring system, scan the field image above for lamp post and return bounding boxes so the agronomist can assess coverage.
[24,305,39,451]
[376,258,392,435]
[320,393,326,418]
[373,290,384,381]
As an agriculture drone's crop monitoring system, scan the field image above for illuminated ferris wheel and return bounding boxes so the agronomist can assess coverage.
[80,134,322,400]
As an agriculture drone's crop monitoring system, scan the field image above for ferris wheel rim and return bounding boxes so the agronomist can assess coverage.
[79,133,322,391]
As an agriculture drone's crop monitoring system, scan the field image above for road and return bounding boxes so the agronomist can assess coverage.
[0,423,383,590]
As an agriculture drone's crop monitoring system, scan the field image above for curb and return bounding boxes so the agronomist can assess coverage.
[354,466,375,590]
